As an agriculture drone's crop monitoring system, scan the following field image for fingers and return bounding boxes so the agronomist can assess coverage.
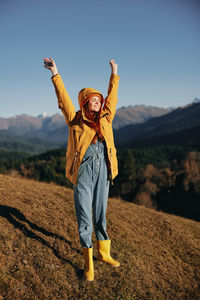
[43,57,53,65]
[43,57,51,63]
[49,57,56,67]
[109,59,118,67]
[43,57,54,69]
[109,59,117,66]
[44,62,52,68]
[44,63,51,70]
[43,57,58,76]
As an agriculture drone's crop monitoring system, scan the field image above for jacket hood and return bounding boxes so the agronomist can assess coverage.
[78,87,104,111]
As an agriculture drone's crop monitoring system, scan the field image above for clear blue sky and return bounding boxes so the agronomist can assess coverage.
[1,0,200,118]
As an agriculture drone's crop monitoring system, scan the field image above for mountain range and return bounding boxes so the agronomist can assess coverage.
[0,104,172,133]
[0,100,199,154]
[115,102,200,149]
[0,105,172,153]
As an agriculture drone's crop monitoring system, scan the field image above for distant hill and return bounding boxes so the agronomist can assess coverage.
[0,173,199,299]
[0,130,65,155]
[115,102,200,147]
[113,105,172,129]
[0,113,64,132]
[127,124,200,149]
[0,113,65,138]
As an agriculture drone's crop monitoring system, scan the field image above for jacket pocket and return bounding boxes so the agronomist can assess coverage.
[72,125,83,149]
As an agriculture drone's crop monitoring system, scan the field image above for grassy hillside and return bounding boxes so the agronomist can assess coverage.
[0,174,199,299]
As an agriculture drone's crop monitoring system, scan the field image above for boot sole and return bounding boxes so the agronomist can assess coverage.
[98,259,120,267]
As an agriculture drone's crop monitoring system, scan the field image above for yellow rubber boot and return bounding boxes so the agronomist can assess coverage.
[97,240,120,267]
[82,247,94,281]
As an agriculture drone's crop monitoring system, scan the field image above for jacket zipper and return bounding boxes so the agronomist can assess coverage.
[71,151,78,176]
[109,148,114,185]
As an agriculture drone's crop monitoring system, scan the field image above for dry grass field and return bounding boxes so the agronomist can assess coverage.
[0,173,200,299]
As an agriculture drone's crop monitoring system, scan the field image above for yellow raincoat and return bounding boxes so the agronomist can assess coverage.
[51,73,120,186]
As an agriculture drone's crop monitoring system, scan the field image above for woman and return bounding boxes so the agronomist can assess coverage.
[43,57,120,281]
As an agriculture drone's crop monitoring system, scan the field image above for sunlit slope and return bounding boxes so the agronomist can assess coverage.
[0,174,199,299]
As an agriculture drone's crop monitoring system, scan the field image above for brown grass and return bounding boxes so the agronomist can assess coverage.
[0,174,200,299]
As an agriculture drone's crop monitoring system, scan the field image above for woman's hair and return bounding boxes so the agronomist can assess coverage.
[83,102,104,143]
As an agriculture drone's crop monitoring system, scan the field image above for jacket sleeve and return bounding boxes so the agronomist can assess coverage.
[104,74,120,123]
[51,73,76,125]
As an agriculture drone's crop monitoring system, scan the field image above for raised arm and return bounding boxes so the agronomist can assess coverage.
[104,59,120,123]
[43,57,76,125]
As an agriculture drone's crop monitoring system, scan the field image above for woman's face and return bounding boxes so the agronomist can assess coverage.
[88,96,101,112]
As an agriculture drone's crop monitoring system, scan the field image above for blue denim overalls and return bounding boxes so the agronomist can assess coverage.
[73,138,110,248]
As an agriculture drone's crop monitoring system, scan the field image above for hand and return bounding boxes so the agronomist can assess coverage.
[109,59,118,75]
[43,57,58,76]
